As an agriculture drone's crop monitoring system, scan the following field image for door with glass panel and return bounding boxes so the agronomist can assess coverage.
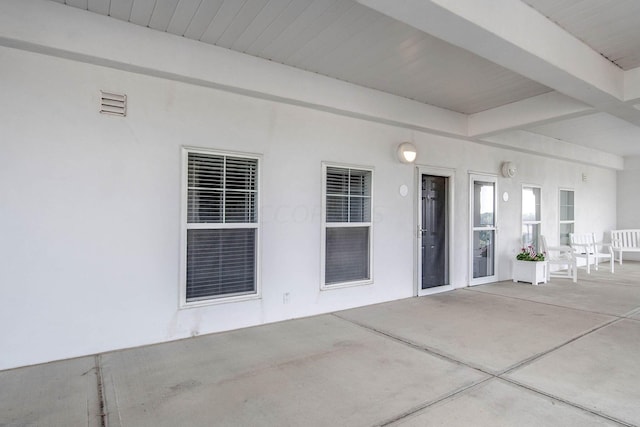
[419,174,449,293]
[470,174,498,285]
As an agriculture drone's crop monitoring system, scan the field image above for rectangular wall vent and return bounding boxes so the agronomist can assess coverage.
[100,91,127,117]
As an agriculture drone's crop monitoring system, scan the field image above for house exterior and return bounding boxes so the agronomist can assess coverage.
[1,0,638,371]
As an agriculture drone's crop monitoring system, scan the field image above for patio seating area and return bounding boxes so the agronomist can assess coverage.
[2,262,640,426]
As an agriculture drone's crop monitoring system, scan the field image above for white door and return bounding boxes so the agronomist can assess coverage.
[469,174,498,286]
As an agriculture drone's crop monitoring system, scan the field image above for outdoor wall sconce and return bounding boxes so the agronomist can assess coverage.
[501,161,517,178]
[397,142,417,163]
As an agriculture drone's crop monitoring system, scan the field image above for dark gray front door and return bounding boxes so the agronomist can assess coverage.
[421,175,448,289]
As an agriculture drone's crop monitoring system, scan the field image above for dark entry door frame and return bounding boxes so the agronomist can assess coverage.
[416,166,455,296]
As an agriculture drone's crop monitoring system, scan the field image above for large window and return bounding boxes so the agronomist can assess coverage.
[522,186,541,251]
[322,165,373,288]
[182,149,259,305]
[559,189,575,245]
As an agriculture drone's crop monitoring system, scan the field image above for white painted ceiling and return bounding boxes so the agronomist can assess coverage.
[49,0,551,114]
[523,0,640,70]
[529,113,640,155]
[44,0,640,158]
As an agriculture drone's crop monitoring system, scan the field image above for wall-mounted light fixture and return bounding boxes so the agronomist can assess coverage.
[397,142,417,163]
[501,161,517,178]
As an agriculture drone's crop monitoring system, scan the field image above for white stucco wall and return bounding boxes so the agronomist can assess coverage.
[0,44,618,370]
[616,156,640,261]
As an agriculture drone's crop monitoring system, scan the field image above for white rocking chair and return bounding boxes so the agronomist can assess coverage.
[540,235,577,282]
[569,233,614,274]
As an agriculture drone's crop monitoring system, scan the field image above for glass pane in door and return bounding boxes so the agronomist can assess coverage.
[473,181,495,227]
[473,230,495,278]
[421,175,448,289]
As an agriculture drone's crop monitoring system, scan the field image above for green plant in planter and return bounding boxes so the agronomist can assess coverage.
[516,245,545,261]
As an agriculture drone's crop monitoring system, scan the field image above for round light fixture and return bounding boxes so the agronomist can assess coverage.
[501,161,517,178]
[397,142,417,164]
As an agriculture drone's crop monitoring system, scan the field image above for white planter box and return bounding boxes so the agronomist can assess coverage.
[512,260,547,286]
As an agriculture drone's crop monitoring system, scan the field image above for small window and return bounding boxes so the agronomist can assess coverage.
[182,149,259,305]
[522,186,541,251]
[559,189,575,245]
[322,165,373,288]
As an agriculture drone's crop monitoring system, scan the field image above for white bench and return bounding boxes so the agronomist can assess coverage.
[611,230,640,264]
[569,233,614,274]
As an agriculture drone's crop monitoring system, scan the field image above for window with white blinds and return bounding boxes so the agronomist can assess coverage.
[182,150,259,304]
[323,165,373,287]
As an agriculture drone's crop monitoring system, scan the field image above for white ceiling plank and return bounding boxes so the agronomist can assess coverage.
[109,0,134,21]
[243,0,313,57]
[66,0,88,9]
[624,67,640,103]
[88,0,109,14]
[310,14,394,78]
[357,0,640,128]
[527,113,640,156]
[129,0,156,26]
[285,2,363,67]
[339,31,437,86]
[482,130,623,170]
[200,0,248,44]
[469,92,593,137]
[231,0,293,53]
[357,0,623,104]
[333,22,416,78]
[183,0,224,40]
[361,45,550,114]
[294,6,381,72]
[148,0,180,31]
[259,0,348,62]
[166,0,201,36]
[215,0,270,49]
[524,0,640,70]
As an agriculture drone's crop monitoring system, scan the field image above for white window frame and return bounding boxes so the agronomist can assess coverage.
[179,147,262,308]
[559,188,575,246]
[469,172,498,286]
[522,184,542,251]
[321,162,374,290]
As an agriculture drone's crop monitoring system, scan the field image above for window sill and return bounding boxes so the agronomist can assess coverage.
[180,293,261,309]
[321,279,373,291]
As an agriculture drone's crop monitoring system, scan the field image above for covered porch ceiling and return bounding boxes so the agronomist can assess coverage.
[38,0,640,158]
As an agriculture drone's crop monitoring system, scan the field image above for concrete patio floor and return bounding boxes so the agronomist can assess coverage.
[2,262,640,426]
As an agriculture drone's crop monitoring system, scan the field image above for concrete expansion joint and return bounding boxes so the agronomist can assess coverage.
[461,287,627,319]
[499,316,623,377]
[625,306,640,319]
[376,378,493,426]
[501,378,635,427]
[94,354,108,427]
[331,313,493,376]
[332,311,632,426]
